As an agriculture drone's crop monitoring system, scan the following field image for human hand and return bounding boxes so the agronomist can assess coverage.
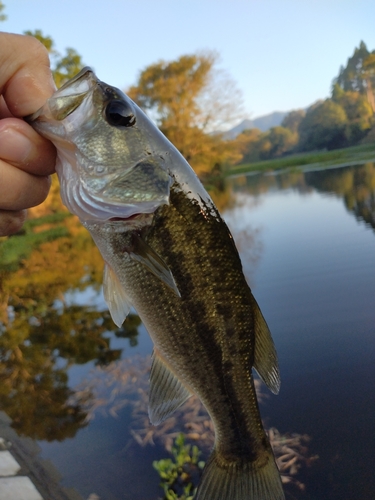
[0,32,56,236]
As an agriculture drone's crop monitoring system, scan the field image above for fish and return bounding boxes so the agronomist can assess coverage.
[28,67,285,500]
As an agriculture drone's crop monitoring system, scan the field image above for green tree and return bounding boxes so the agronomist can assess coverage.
[363,53,375,112]
[297,100,348,151]
[24,30,84,88]
[281,109,306,134]
[238,125,297,162]
[236,128,263,163]
[334,41,370,94]
[128,53,244,176]
[333,41,375,115]
[259,126,298,159]
[331,83,373,143]
[0,1,6,21]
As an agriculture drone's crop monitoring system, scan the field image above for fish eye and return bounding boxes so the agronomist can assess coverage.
[105,100,136,127]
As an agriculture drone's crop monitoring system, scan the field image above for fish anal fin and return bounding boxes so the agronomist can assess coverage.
[149,349,192,426]
[195,448,285,500]
[103,263,131,328]
[252,296,281,394]
[129,235,180,297]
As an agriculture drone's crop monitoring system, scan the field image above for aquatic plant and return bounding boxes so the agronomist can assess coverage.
[153,433,205,500]
[71,356,318,491]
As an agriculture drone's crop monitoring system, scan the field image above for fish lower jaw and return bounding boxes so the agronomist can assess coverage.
[84,212,154,232]
[62,176,160,226]
[108,213,143,222]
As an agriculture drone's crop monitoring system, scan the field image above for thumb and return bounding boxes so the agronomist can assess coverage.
[0,32,55,116]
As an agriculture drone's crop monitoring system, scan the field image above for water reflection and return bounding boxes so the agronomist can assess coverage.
[229,162,375,232]
[305,162,375,230]
[0,162,374,499]
[206,161,375,259]
[71,357,318,492]
[0,214,141,441]
[0,299,141,440]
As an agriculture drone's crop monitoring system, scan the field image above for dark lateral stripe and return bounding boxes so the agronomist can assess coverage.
[143,185,265,458]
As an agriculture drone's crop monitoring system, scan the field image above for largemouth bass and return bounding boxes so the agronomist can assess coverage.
[28,68,284,500]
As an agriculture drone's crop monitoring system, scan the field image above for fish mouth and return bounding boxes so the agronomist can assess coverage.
[26,67,96,123]
[108,213,143,222]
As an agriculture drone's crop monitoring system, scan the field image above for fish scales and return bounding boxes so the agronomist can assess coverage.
[91,184,264,456]
[28,67,285,500]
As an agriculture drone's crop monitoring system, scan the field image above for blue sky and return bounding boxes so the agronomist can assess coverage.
[3,1,375,121]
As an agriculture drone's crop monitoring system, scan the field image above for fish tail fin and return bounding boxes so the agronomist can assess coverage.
[195,448,284,500]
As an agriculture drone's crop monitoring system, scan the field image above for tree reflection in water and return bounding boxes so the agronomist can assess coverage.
[4,164,368,492]
[0,214,141,441]
[230,162,375,232]
[305,162,375,231]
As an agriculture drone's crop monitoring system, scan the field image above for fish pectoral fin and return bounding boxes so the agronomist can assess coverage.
[252,296,281,395]
[149,349,192,426]
[129,235,181,298]
[103,263,132,327]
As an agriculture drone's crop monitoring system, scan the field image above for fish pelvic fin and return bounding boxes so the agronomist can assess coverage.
[129,235,181,298]
[195,448,285,500]
[103,263,132,327]
[149,349,192,426]
[252,296,281,395]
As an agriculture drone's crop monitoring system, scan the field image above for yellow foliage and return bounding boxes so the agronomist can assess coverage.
[128,52,245,177]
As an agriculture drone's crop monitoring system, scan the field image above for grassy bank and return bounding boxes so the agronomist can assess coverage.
[227,141,375,176]
[0,212,71,272]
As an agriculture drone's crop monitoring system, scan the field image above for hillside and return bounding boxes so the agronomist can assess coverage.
[225,111,289,138]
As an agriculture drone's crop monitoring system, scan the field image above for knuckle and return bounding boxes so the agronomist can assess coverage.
[23,35,50,66]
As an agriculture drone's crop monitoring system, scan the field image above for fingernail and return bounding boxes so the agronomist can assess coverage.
[0,127,33,165]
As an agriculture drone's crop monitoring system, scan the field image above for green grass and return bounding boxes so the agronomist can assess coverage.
[227,141,375,176]
[0,212,71,271]
[24,211,71,228]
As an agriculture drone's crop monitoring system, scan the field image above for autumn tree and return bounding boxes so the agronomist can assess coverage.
[128,52,244,176]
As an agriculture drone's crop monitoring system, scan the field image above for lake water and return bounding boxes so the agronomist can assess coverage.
[0,163,374,500]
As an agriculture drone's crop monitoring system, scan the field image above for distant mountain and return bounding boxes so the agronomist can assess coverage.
[224,111,289,139]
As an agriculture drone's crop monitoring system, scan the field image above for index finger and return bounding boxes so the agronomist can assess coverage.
[0,32,55,116]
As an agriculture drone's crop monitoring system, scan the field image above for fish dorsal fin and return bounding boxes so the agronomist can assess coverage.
[149,349,192,426]
[103,263,132,327]
[129,235,181,298]
[252,296,281,394]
